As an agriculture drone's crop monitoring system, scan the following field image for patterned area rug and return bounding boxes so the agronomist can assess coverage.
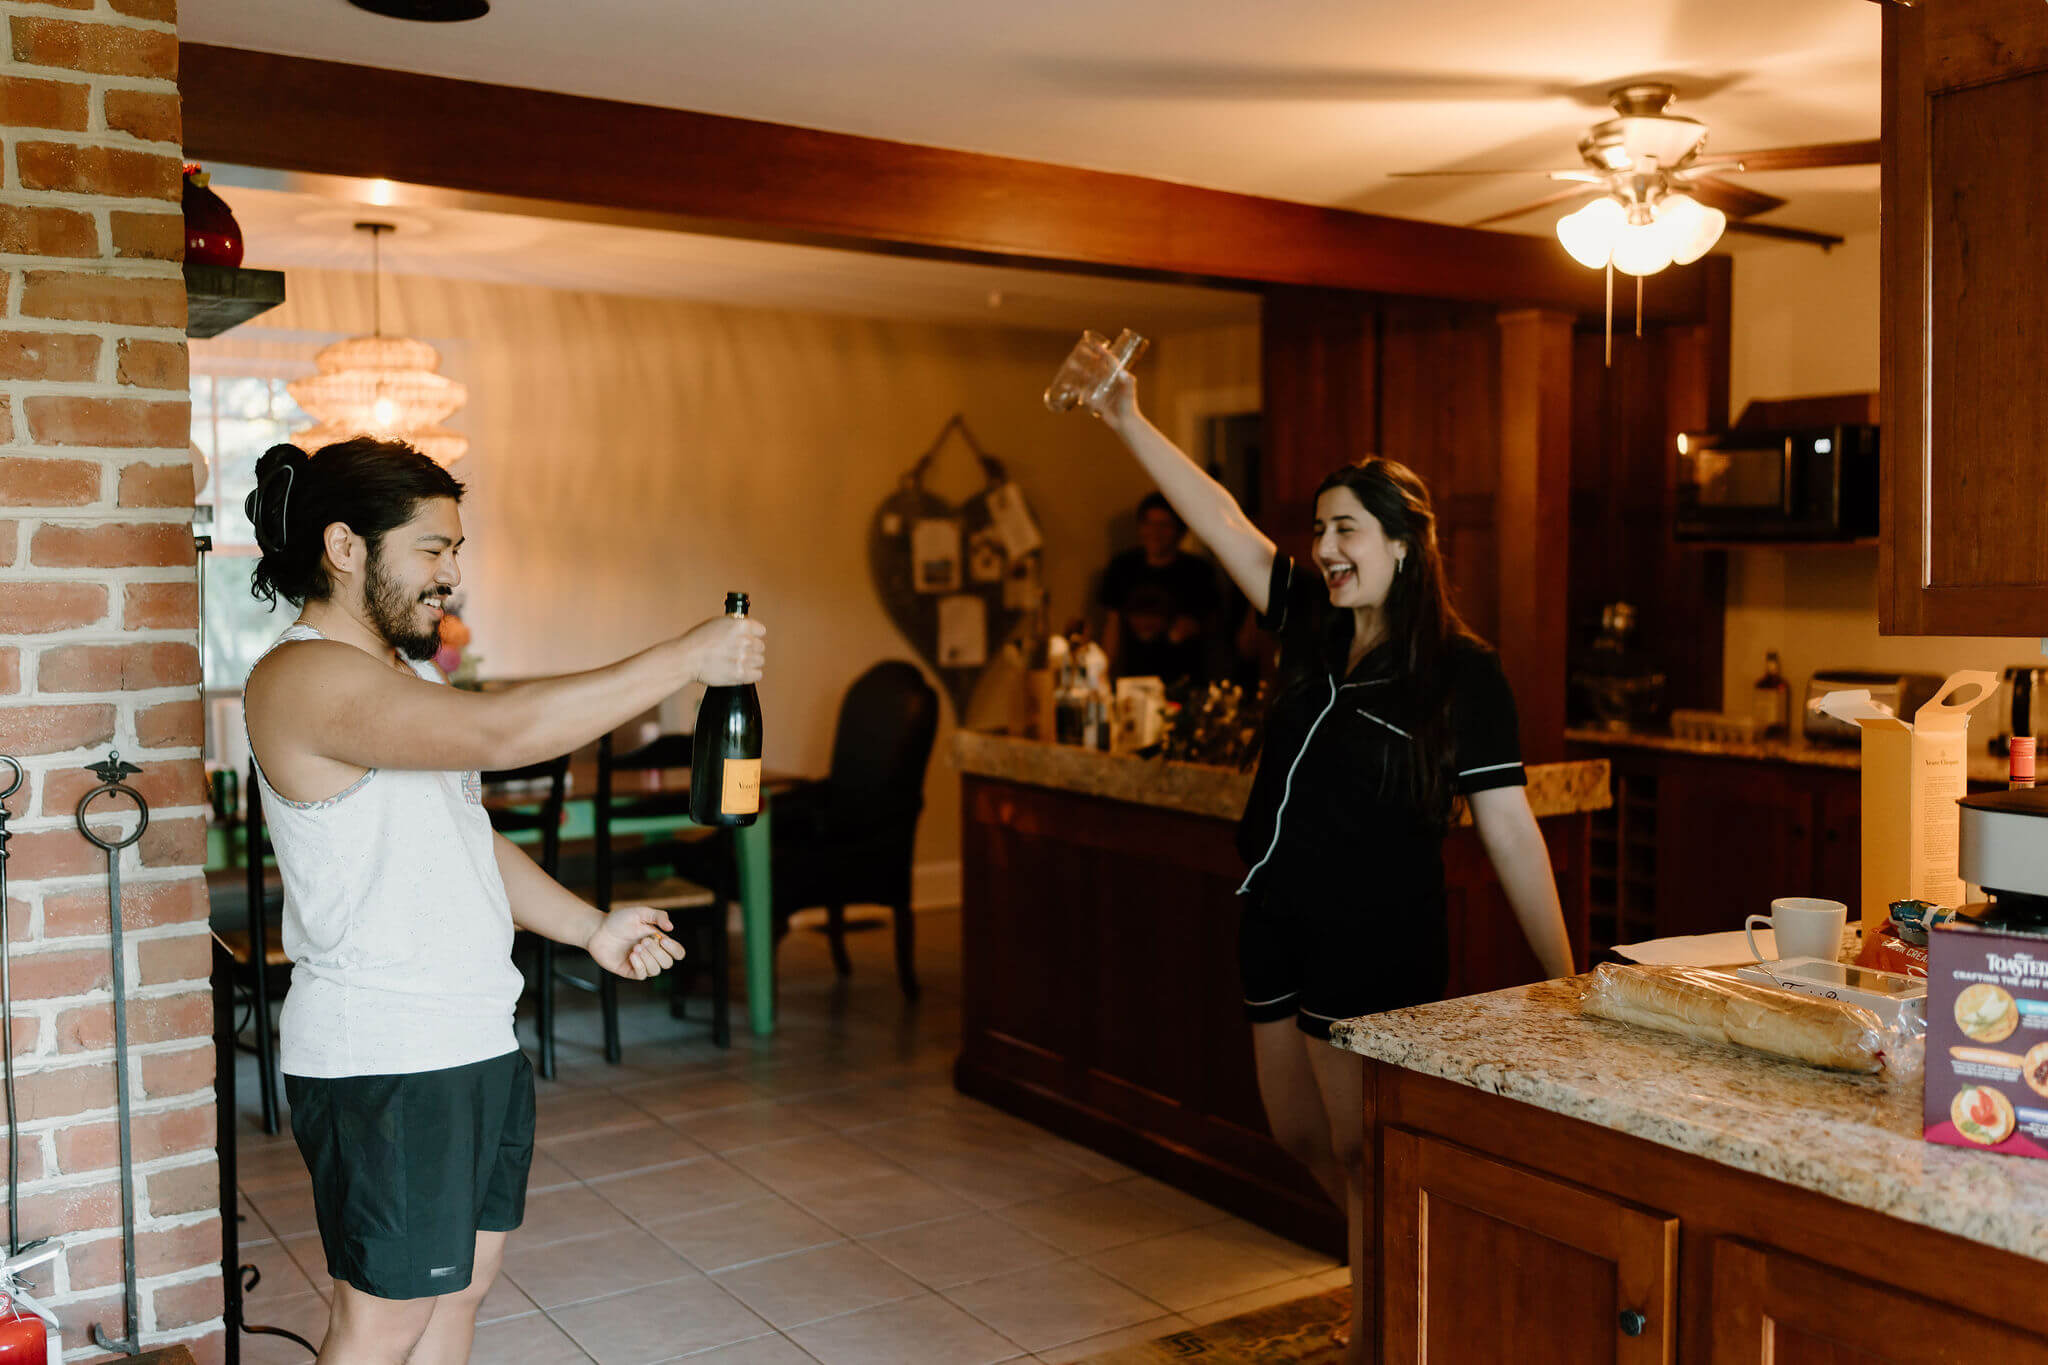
[1082,1288,1350,1363]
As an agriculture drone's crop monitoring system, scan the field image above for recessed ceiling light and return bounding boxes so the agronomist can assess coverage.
[345,0,489,21]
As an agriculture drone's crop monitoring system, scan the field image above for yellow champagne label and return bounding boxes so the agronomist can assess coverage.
[722,759,762,815]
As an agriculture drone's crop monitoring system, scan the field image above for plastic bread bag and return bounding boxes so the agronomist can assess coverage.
[1582,963,1923,1078]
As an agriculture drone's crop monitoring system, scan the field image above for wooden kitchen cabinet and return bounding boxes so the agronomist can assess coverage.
[1653,760,1821,938]
[1382,1130,1678,1363]
[1708,1239,2045,1364]
[1879,0,2048,635]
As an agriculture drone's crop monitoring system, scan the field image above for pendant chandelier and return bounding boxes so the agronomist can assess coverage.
[290,221,468,466]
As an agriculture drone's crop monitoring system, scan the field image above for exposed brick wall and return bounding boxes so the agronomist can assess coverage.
[1,0,221,1358]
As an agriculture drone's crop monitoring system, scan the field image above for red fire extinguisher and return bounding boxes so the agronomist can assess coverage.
[0,1242,61,1365]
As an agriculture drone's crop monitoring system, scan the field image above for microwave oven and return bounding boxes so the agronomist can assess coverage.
[1673,423,1880,541]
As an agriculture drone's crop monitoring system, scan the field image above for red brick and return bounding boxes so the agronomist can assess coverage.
[0,648,17,695]
[41,875,208,938]
[8,945,111,998]
[14,1058,114,1119]
[0,203,97,258]
[134,698,200,749]
[0,702,115,757]
[31,522,192,568]
[2,1184,121,1254]
[10,18,179,80]
[136,1040,212,1096]
[117,461,194,508]
[0,397,10,445]
[14,0,94,9]
[150,1270,225,1332]
[145,1160,220,1219]
[0,329,101,381]
[138,814,204,868]
[122,581,196,630]
[0,75,90,131]
[40,758,204,820]
[69,1218,222,1295]
[137,936,212,989]
[0,519,16,567]
[8,1014,42,1059]
[114,338,186,391]
[24,395,187,448]
[17,141,178,202]
[0,455,100,506]
[0,580,107,632]
[21,270,183,328]
[58,1102,214,1175]
[102,86,178,142]
[38,642,200,693]
[109,0,177,18]
[110,210,181,262]
[58,992,210,1053]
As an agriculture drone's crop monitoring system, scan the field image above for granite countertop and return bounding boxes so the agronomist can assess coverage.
[1564,725,2010,786]
[954,732,1612,824]
[1330,977,2048,1263]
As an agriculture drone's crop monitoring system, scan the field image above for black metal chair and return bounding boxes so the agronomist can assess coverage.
[768,661,940,997]
[593,733,729,1055]
[480,754,571,1080]
[213,761,287,1134]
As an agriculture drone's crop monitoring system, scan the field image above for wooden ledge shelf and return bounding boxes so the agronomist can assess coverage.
[185,263,286,338]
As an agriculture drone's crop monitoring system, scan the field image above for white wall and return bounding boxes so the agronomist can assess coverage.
[1722,234,2039,712]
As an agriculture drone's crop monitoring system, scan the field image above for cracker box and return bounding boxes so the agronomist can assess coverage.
[1925,915,2048,1157]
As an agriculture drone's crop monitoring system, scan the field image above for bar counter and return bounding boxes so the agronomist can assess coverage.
[950,732,1611,1253]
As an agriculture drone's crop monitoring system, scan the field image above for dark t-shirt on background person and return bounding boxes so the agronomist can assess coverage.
[1097,547,1220,684]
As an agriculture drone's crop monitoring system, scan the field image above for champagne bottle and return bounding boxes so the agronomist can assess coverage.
[690,592,762,827]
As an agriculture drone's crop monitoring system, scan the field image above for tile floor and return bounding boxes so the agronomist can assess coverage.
[230,910,1346,1363]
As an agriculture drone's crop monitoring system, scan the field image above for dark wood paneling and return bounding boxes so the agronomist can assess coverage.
[1496,309,1575,763]
[1259,287,1379,536]
[179,44,1719,322]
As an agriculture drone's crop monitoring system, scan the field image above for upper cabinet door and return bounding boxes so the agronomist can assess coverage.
[1880,0,2048,635]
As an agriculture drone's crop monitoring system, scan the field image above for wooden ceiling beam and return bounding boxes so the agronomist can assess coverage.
[179,44,1717,324]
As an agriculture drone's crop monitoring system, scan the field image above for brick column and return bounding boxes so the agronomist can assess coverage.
[2,0,222,1358]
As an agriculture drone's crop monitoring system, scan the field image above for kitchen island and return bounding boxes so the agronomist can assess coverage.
[952,732,1611,1254]
[1332,978,2048,1361]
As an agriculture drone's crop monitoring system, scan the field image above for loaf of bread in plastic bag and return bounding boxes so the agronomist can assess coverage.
[1580,963,1886,1073]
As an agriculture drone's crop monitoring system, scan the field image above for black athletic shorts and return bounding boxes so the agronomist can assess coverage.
[1239,906,1449,1041]
[285,1049,535,1300]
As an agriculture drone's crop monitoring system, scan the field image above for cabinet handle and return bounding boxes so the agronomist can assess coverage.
[1618,1309,1648,1337]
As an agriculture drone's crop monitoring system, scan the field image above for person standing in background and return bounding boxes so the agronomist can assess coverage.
[1098,492,1221,685]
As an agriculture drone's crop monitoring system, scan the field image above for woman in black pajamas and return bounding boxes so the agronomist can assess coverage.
[1087,357,1574,1361]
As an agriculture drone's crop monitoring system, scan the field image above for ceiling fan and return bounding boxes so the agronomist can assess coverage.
[1393,82,1878,275]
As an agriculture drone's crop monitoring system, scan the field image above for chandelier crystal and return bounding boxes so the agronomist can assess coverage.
[289,222,469,466]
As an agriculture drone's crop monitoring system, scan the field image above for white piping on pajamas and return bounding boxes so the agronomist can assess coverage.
[1243,991,1300,1007]
[1458,760,1523,777]
[1354,707,1411,739]
[1237,675,1393,896]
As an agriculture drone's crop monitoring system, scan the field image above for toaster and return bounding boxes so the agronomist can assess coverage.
[1802,669,1945,746]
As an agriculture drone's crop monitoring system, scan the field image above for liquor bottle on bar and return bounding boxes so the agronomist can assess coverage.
[691,592,763,827]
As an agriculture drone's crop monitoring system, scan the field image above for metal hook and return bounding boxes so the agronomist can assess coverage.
[0,756,21,805]
[75,754,148,853]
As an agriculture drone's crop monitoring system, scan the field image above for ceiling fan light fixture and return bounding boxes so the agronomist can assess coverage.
[1611,220,1675,277]
[1656,193,1727,265]
[1556,196,1626,269]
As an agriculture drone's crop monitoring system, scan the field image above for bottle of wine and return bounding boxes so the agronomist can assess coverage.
[691,592,762,827]
[1752,650,1789,740]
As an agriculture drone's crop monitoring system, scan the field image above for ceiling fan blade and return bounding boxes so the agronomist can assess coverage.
[1721,220,1846,249]
[1681,174,1788,219]
[1684,138,1881,173]
[1466,185,1604,227]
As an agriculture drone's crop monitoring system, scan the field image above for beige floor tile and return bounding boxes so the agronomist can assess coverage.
[520,1184,642,1245]
[917,1149,1101,1211]
[712,1242,922,1330]
[726,1135,907,1194]
[668,1337,817,1364]
[544,1121,708,1180]
[1031,1138,1137,1184]
[503,1226,701,1309]
[992,1184,1207,1257]
[941,1261,1168,1353]
[476,1273,541,1324]
[773,1086,928,1131]
[534,1085,661,1139]
[471,1311,591,1363]
[615,1076,766,1119]
[239,1236,315,1303]
[648,1196,843,1274]
[788,1292,1025,1365]
[791,1171,974,1238]
[246,1183,322,1238]
[1306,1265,1354,1293]
[549,1277,769,1364]
[235,1141,314,1195]
[671,1102,831,1154]
[1111,1176,1232,1227]
[1205,1217,1343,1277]
[528,1146,583,1193]
[590,1157,772,1224]
[859,1213,1063,1291]
[1084,1226,1300,1315]
[1026,1314,1192,1364]
[235,1288,331,1362]
[279,1231,333,1299]
[1180,1275,1331,1326]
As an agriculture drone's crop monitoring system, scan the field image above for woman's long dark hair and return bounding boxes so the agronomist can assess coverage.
[245,437,464,608]
[1299,457,1482,827]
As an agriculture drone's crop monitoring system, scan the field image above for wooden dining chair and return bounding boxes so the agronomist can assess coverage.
[213,761,288,1134]
[480,754,571,1079]
[594,733,730,1054]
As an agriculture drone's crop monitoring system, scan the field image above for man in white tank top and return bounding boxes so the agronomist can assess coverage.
[239,438,765,1365]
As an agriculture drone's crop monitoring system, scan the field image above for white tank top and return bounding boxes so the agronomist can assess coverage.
[245,624,524,1078]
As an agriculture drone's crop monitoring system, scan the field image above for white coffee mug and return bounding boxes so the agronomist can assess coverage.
[1746,897,1848,963]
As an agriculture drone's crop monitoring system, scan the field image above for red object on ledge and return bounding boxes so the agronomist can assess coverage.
[182,162,244,268]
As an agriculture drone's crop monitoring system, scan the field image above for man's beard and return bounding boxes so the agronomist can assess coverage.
[364,547,444,661]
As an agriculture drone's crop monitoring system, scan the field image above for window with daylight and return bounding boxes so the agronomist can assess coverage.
[192,371,309,691]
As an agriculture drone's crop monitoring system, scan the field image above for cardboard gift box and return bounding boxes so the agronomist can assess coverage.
[1925,914,2048,1158]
